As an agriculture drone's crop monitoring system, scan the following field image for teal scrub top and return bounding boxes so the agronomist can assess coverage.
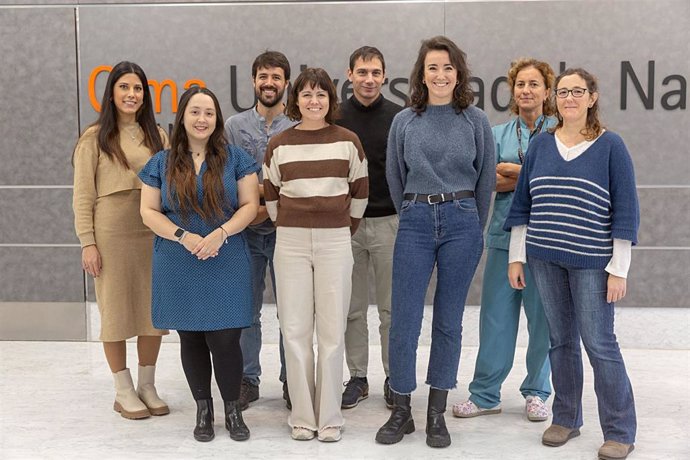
[486,115,557,250]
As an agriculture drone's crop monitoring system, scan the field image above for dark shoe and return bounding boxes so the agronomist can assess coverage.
[193,399,215,442]
[375,392,415,444]
[542,424,581,447]
[238,381,259,411]
[341,377,369,409]
[224,400,250,441]
[383,377,394,409]
[426,388,451,448]
[283,381,292,410]
[598,440,635,460]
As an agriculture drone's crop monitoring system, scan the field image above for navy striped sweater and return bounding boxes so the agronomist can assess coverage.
[504,131,640,269]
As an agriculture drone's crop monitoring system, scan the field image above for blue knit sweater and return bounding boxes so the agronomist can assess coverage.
[386,104,496,227]
[504,131,640,269]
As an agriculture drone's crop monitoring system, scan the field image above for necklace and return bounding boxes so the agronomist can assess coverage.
[191,151,204,158]
[123,125,140,142]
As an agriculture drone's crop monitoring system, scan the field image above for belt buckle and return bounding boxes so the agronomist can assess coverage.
[427,193,442,204]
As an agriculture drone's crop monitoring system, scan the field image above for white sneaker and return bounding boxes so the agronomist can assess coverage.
[291,427,315,441]
[525,396,550,422]
[452,399,501,418]
[318,426,342,442]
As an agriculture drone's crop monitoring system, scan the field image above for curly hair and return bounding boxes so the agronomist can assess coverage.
[409,36,474,113]
[507,58,556,117]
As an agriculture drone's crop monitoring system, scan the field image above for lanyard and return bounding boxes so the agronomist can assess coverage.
[516,116,546,164]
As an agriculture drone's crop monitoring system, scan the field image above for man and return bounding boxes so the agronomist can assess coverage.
[336,46,403,409]
[225,50,297,410]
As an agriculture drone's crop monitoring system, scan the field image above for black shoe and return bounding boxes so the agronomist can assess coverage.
[282,381,292,410]
[193,398,215,442]
[238,381,259,411]
[341,377,369,409]
[426,388,451,448]
[383,377,394,409]
[224,400,250,441]
[375,392,415,444]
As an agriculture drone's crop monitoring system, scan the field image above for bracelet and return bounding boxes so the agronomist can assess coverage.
[219,226,228,244]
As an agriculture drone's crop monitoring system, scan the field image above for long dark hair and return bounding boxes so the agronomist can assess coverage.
[554,68,604,140]
[75,61,163,169]
[409,36,474,113]
[167,86,228,224]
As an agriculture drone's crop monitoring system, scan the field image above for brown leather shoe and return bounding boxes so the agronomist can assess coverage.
[598,440,635,459]
[542,424,581,447]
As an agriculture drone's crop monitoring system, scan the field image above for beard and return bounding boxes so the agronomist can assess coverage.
[256,86,285,108]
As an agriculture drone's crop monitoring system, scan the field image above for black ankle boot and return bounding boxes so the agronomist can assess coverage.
[193,398,215,442]
[426,388,451,448]
[224,400,250,441]
[375,392,415,444]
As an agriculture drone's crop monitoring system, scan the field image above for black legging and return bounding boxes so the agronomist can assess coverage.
[178,328,243,401]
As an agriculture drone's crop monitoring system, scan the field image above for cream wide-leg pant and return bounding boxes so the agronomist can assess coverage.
[274,226,354,432]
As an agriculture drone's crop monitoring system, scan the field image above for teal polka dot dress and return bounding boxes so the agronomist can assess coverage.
[138,146,259,331]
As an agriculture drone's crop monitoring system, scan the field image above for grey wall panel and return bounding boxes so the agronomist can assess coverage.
[622,249,690,308]
[0,302,85,341]
[0,7,79,185]
[77,2,445,129]
[0,189,77,245]
[446,0,689,186]
[86,275,95,303]
[0,247,83,302]
[0,1,72,4]
[637,188,690,247]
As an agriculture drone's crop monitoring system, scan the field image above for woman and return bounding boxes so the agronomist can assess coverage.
[263,68,368,443]
[376,36,495,448]
[453,58,556,422]
[139,87,259,442]
[505,68,639,460]
[72,61,169,420]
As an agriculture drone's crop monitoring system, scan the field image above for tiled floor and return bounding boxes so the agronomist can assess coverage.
[1,341,688,459]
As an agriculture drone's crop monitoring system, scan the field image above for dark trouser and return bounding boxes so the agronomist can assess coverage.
[178,328,244,401]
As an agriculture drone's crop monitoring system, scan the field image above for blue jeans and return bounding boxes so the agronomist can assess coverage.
[469,248,551,408]
[241,229,286,385]
[388,199,483,394]
[528,256,636,444]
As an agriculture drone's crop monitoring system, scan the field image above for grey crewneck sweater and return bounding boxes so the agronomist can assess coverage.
[386,104,496,227]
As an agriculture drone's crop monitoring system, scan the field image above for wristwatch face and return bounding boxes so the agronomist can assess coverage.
[174,228,185,238]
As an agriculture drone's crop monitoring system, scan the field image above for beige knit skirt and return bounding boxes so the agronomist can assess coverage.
[93,189,168,341]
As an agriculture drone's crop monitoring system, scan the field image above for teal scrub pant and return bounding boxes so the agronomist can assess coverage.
[468,247,551,408]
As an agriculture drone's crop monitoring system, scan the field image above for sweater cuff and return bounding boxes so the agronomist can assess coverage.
[78,232,96,248]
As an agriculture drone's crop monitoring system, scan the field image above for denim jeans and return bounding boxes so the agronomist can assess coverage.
[528,256,637,444]
[241,229,287,385]
[388,199,483,394]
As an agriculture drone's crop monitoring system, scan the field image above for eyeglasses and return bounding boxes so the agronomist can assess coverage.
[555,87,589,98]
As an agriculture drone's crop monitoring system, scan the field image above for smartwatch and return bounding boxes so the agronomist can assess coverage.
[174,228,185,241]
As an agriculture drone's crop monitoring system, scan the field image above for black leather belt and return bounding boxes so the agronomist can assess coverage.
[403,190,474,204]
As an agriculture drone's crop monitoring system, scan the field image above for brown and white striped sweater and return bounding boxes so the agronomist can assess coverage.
[263,124,368,231]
